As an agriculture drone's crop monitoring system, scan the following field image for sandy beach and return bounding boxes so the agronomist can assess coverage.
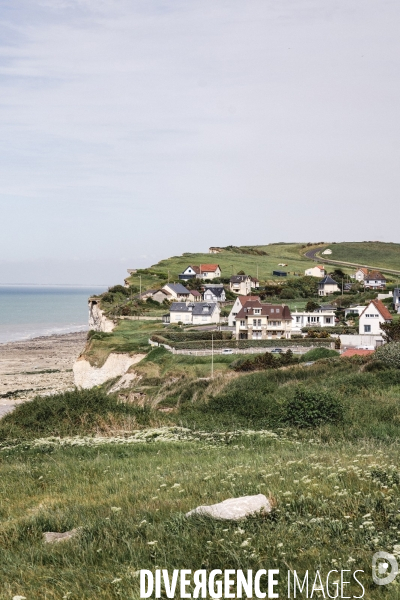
[0,332,87,417]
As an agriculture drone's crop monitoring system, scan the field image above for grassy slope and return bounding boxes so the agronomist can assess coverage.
[127,244,314,288]
[317,242,400,273]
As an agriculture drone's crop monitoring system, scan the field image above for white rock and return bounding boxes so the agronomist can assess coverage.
[73,353,145,389]
[186,494,271,520]
[43,528,80,544]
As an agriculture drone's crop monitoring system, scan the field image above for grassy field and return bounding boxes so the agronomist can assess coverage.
[1,434,400,599]
[1,352,400,597]
[316,242,400,273]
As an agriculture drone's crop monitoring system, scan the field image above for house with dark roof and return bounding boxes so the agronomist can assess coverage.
[228,295,260,326]
[230,275,252,295]
[203,284,226,302]
[235,300,292,340]
[179,266,200,281]
[162,283,191,301]
[358,299,393,335]
[364,271,386,290]
[169,302,220,325]
[318,276,339,297]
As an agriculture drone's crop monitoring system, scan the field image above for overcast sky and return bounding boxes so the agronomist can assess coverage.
[0,0,399,284]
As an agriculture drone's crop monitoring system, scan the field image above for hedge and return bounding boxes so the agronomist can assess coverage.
[301,326,357,335]
[151,331,232,342]
[152,338,334,350]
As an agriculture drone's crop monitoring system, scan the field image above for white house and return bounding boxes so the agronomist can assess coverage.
[344,305,367,319]
[235,300,292,340]
[203,285,226,302]
[230,275,252,295]
[179,266,199,281]
[162,283,192,301]
[305,265,326,278]
[291,309,336,332]
[358,299,392,335]
[364,271,386,290]
[322,249,332,255]
[169,302,220,325]
[198,264,221,280]
[228,295,260,327]
[318,276,339,297]
[354,268,369,282]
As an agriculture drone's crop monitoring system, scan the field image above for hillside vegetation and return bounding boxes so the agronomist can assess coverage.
[316,242,400,273]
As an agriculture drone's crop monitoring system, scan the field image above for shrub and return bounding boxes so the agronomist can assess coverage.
[285,387,344,428]
[374,343,400,369]
[108,285,130,296]
[300,348,340,362]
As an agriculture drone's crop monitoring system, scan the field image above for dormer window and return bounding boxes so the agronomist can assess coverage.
[254,309,261,314]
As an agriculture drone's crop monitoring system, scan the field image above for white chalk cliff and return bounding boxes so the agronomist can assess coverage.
[88,299,115,332]
[73,353,145,389]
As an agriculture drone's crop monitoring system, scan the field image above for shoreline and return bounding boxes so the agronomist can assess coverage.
[0,331,88,416]
[0,325,89,346]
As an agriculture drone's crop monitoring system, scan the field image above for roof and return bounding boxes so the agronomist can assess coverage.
[316,265,325,270]
[163,283,190,294]
[359,299,393,321]
[170,302,218,315]
[356,267,369,275]
[200,264,220,273]
[236,300,292,320]
[316,304,337,311]
[341,349,375,358]
[190,265,201,274]
[365,270,386,280]
[189,290,201,297]
[204,286,225,298]
[236,295,260,306]
[230,275,249,283]
[319,275,338,285]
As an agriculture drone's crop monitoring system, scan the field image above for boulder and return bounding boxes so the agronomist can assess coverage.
[43,528,80,544]
[186,494,271,520]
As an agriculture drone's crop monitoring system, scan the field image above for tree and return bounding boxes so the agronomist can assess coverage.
[305,301,320,312]
[329,269,346,282]
[374,342,400,369]
[380,321,400,342]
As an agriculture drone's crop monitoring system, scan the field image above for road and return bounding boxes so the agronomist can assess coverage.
[304,246,400,277]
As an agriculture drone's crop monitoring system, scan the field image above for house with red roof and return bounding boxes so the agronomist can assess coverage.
[358,299,393,335]
[305,265,326,278]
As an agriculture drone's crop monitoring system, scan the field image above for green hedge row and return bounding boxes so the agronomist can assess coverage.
[152,338,334,350]
[301,326,357,335]
[151,330,232,342]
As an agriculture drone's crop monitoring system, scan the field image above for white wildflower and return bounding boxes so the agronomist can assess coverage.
[111,507,122,513]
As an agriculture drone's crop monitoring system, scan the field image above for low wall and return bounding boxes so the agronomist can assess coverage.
[340,334,384,348]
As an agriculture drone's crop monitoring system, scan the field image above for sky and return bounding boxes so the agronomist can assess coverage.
[0,0,399,285]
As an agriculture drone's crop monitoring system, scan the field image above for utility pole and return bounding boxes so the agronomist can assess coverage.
[256,265,259,280]
[211,334,214,379]
[231,264,234,275]
[139,275,142,298]
[168,270,170,284]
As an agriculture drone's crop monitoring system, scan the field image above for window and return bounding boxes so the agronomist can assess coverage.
[240,320,245,326]
[253,319,257,326]
[364,325,371,333]
[326,318,331,323]
[254,309,261,314]
[257,319,261,326]
[271,309,275,313]
[296,316,300,322]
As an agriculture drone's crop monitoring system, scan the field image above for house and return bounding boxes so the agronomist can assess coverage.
[235,300,292,340]
[228,295,260,327]
[344,305,366,319]
[291,309,336,333]
[230,275,252,295]
[354,268,369,282]
[203,284,226,302]
[358,299,393,335]
[169,302,220,325]
[198,264,221,280]
[364,271,386,290]
[188,289,202,302]
[315,304,337,313]
[251,277,260,289]
[318,276,339,297]
[162,283,191,301]
[273,270,287,277]
[179,266,200,281]
[149,289,172,303]
[393,288,400,313]
[305,265,326,278]
[322,249,332,255]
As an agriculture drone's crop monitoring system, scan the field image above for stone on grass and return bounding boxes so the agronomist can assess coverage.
[43,528,80,544]
[186,494,271,520]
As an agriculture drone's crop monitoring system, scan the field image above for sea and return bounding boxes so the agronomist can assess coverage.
[0,286,107,344]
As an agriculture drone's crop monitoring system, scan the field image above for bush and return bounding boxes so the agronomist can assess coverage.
[108,285,130,296]
[285,387,344,428]
[300,348,340,362]
[374,343,400,369]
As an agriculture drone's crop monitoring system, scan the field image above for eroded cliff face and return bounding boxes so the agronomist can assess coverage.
[88,300,115,332]
[73,353,145,389]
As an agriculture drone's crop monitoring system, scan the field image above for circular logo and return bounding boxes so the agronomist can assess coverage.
[372,551,399,586]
